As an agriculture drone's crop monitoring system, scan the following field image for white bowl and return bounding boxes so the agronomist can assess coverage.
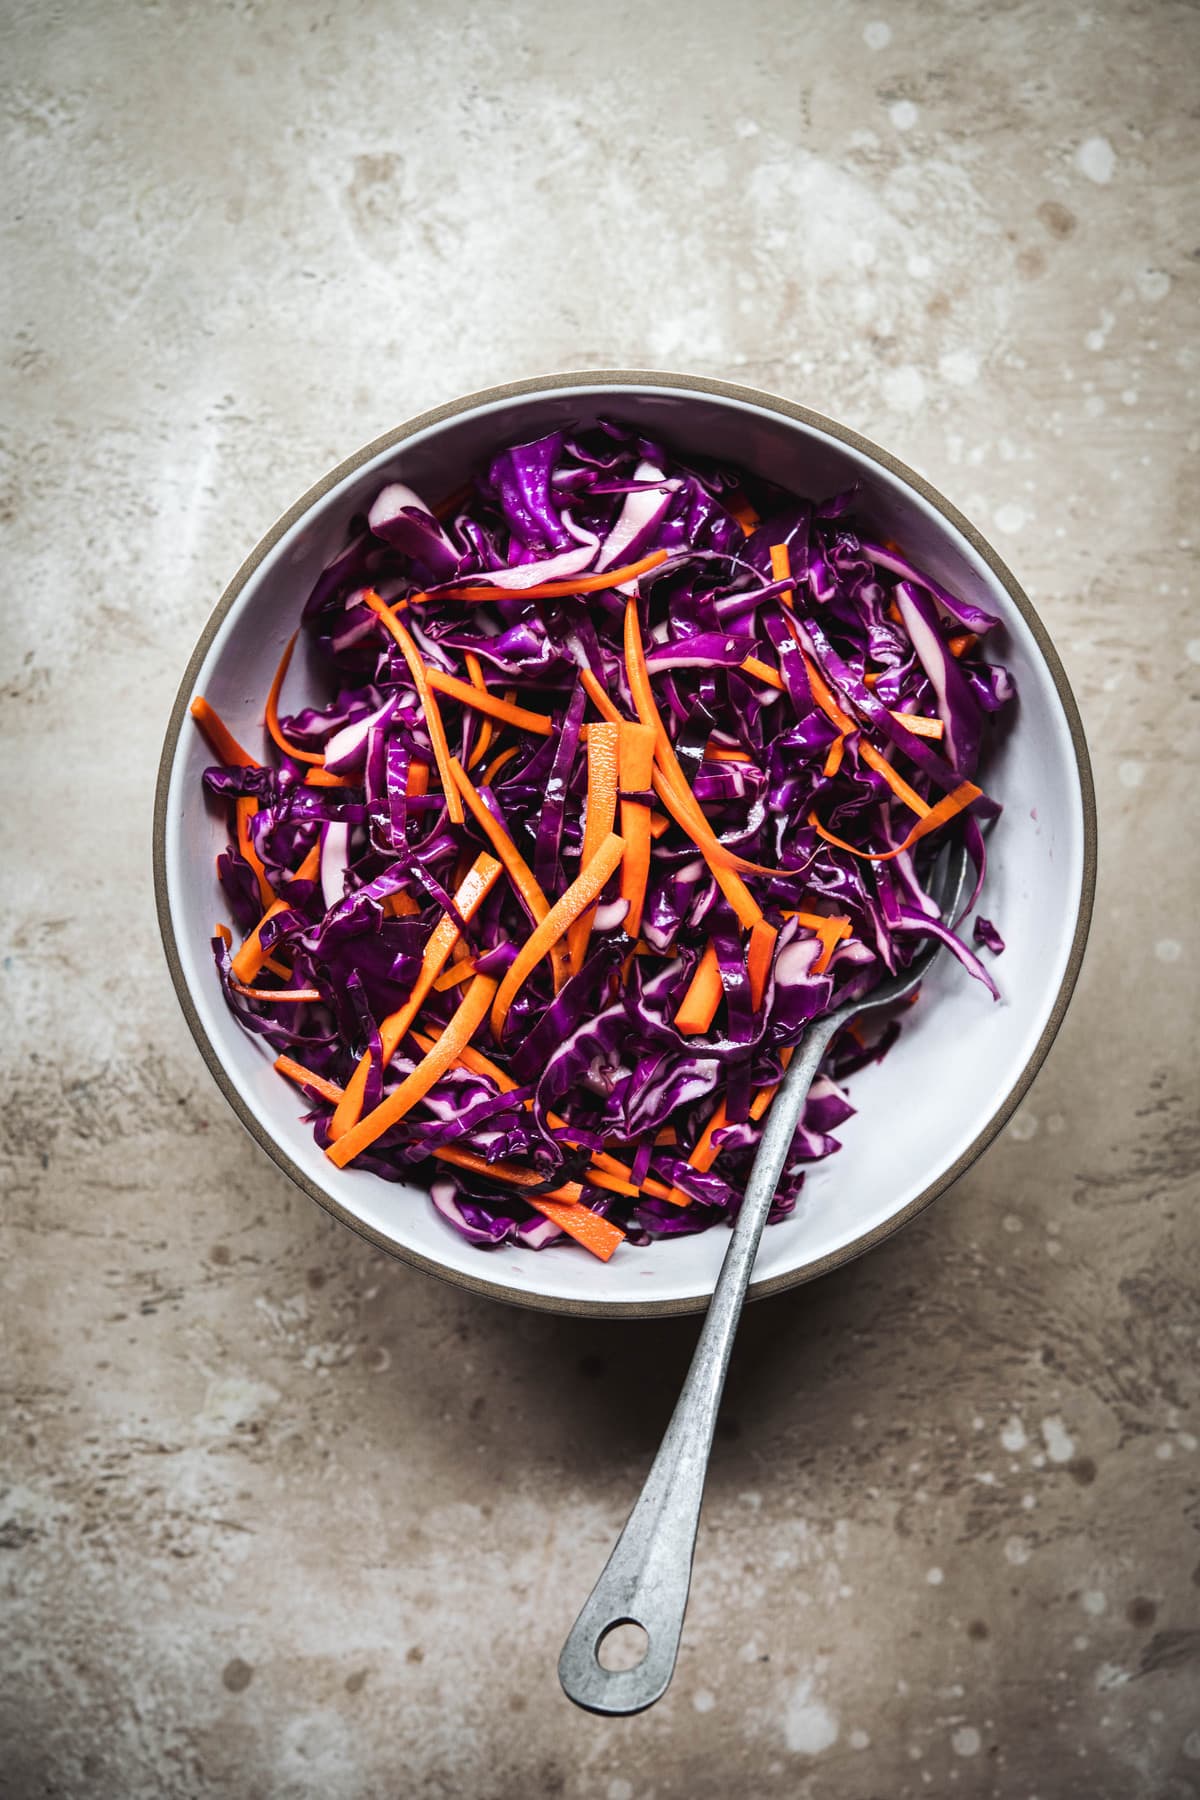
[154,371,1096,1317]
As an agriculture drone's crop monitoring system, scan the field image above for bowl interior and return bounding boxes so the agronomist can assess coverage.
[159,378,1092,1315]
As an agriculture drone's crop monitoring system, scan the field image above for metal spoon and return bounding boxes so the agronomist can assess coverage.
[558,846,969,1715]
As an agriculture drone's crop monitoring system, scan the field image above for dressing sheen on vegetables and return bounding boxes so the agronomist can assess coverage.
[193,423,1012,1261]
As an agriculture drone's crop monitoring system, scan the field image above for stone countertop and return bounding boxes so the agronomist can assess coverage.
[2,2,1197,1795]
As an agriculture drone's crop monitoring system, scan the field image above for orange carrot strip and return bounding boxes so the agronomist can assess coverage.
[304,767,357,788]
[888,600,903,626]
[618,721,656,938]
[448,758,568,988]
[823,734,846,780]
[864,671,880,690]
[859,742,932,818]
[623,597,769,921]
[327,974,498,1167]
[747,919,777,1010]
[770,542,795,605]
[463,651,494,770]
[675,941,722,1034]
[739,654,784,691]
[432,1148,625,1261]
[787,910,853,975]
[233,982,322,1002]
[265,632,325,764]
[428,547,669,602]
[689,1098,728,1172]
[406,760,430,797]
[292,841,322,884]
[705,744,753,763]
[649,811,672,840]
[363,591,464,825]
[491,832,626,1040]
[385,892,421,918]
[215,922,232,947]
[730,494,761,537]
[654,1126,678,1146]
[274,1056,346,1105]
[261,955,293,981]
[231,897,291,983]
[890,710,944,740]
[568,724,621,972]
[801,648,856,735]
[432,960,477,992]
[809,779,982,862]
[425,668,553,737]
[480,744,521,785]
[329,852,502,1141]
[749,1047,794,1121]
[190,697,260,769]
[236,797,275,909]
[580,667,627,725]
[948,632,978,659]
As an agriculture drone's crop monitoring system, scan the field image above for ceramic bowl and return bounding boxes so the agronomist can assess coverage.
[154,371,1096,1317]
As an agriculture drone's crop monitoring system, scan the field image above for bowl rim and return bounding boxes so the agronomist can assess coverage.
[153,368,1097,1319]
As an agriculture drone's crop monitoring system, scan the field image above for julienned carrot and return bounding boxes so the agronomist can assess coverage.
[890,711,944,740]
[407,760,430,798]
[274,1056,347,1105]
[809,779,981,862]
[326,973,498,1168]
[568,723,620,972]
[739,654,784,691]
[822,734,846,780]
[190,697,260,769]
[731,493,761,537]
[215,922,232,947]
[425,668,553,737]
[233,982,322,1003]
[236,798,275,909]
[859,742,932,818]
[747,918,778,1011]
[649,811,671,840]
[480,744,521,785]
[431,1148,625,1261]
[491,831,626,1040]
[580,667,626,726]
[447,757,569,989]
[704,745,754,763]
[266,632,325,764]
[689,1098,728,1172]
[328,851,502,1141]
[385,891,421,918]
[305,767,358,788]
[363,590,464,825]
[948,632,978,659]
[788,910,853,975]
[770,542,794,605]
[617,721,656,938]
[230,896,289,985]
[427,547,669,602]
[432,960,476,991]
[675,941,722,1034]
[622,597,770,923]
[748,1047,794,1121]
[463,651,494,770]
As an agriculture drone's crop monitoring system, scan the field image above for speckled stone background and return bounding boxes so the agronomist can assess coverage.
[3,1,1198,1795]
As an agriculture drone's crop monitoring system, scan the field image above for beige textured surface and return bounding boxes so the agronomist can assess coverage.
[2,2,1198,1795]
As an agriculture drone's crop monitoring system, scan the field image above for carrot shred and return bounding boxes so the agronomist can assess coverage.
[859,742,932,817]
[749,1046,794,1121]
[675,941,722,1034]
[329,851,502,1141]
[568,724,621,972]
[654,1126,678,1146]
[428,547,669,602]
[822,734,846,780]
[617,721,656,938]
[233,982,322,1003]
[648,810,672,840]
[431,1148,625,1260]
[447,756,568,988]
[189,697,260,769]
[704,744,753,763]
[890,710,944,740]
[265,632,325,764]
[864,671,880,690]
[274,1056,346,1105]
[787,909,853,974]
[406,760,430,797]
[689,1098,728,1172]
[363,590,464,825]
[425,668,552,737]
[215,922,232,947]
[385,891,421,918]
[801,648,856,735]
[747,919,777,1010]
[327,973,498,1167]
[491,831,626,1040]
[948,632,978,658]
[730,493,761,537]
[888,600,903,626]
[769,542,795,605]
[739,654,784,691]
[292,840,322,884]
[809,779,982,861]
[463,651,494,770]
[432,960,476,992]
[235,797,275,909]
[304,767,357,788]
[480,744,521,786]
[580,666,627,726]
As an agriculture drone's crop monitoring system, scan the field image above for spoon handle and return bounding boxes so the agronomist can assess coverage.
[558,1009,844,1715]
